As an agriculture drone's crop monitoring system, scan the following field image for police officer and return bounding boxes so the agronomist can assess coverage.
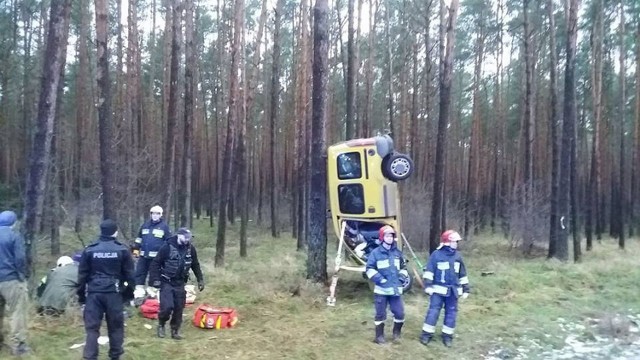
[149,228,204,340]
[132,205,171,299]
[77,219,135,360]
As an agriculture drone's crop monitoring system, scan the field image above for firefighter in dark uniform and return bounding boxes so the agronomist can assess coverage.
[77,220,135,360]
[149,228,204,340]
[132,205,171,300]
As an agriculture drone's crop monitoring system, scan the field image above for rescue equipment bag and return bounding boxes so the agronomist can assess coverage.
[192,304,238,329]
[140,298,160,319]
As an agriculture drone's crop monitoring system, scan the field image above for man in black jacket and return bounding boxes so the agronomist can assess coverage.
[149,227,204,340]
[77,220,135,360]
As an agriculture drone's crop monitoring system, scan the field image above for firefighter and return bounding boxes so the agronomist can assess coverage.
[149,228,204,340]
[132,205,171,300]
[420,230,470,347]
[77,219,135,360]
[365,225,408,344]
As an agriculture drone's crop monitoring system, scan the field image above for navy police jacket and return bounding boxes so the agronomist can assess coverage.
[365,242,409,296]
[77,235,135,295]
[422,245,470,297]
[133,219,171,258]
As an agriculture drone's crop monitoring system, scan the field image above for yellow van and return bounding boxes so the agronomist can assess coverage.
[326,135,415,306]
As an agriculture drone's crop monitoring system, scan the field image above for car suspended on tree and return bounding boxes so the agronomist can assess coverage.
[326,135,424,306]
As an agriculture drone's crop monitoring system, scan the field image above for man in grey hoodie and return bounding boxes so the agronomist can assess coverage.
[0,210,30,356]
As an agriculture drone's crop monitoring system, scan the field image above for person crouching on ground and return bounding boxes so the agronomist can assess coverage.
[365,225,409,344]
[420,230,470,347]
[149,228,204,340]
[38,256,79,315]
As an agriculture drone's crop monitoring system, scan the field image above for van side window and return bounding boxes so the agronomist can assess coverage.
[338,184,365,214]
[337,152,362,180]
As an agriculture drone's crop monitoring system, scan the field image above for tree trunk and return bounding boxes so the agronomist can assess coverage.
[547,0,561,258]
[633,9,640,237]
[270,0,284,238]
[618,1,625,249]
[464,17,484,238]
[345,0,356,139]
[384,0,394,135]
[215,0,243,267]
[23,0,71,285]
[74,0,90,233]
[95,0,117,220]
[428,0,460,253]
[182,0,195,228]
[555,0,579,261]
[162,0,182,219]
[307,0,329,283]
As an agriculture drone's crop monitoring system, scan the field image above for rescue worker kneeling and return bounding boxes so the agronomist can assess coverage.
[149,228,204,340]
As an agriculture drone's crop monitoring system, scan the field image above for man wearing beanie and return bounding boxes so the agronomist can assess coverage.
[149,227,204,340]
[0,210,30,356]
[77,219,135,360]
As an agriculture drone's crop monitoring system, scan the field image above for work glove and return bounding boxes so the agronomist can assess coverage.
[424,287,434,296]
[198,280,205,292]
[461,292,469,300]
[132,249,140,258]
[78,293,86,305]
[151,280,161,289]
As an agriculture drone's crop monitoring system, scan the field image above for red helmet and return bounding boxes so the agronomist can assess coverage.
[378,225,396,240]
[440,230,462,244]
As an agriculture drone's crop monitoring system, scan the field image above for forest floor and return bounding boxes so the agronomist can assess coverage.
[6,219,640,360]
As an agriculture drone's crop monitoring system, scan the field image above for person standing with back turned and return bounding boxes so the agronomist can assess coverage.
[77,219,135,360]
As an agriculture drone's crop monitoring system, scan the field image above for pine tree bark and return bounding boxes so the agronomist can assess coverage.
[555,0,579,261]
[307,0,329,282]
[73,0,90,233]
[428,0,460,253]
[215,0,243,267]
[23,0,71,283]
[95,0,117,220]
[617,1,625,249]
[548,0,561,258]
[181,0,195,228]
[269,0,284,238]
[633,11,640,236]
[345,0,356,140]
[162,0,182,218]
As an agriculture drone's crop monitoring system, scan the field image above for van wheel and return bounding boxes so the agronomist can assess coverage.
[402,273,413,293]
[382,153,414,181]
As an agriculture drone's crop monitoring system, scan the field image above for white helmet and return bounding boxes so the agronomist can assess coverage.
[150,205,163,215]
[56,256,73,267]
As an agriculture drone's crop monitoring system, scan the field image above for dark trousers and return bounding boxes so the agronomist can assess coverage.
[83,292,124,360]
[423,294,458,339]
[158,282,186,330]
[373,294,405,325]
[134,257,153,286]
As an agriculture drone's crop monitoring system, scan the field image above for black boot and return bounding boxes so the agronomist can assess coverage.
[171,328,183,340]
[157,324,166,338]
[442,335,453,347]
[420,331,433,346]
[392,322,403,341]
[373,323,385,344]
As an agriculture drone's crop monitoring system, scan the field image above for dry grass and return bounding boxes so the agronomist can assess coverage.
[4,220,640,360]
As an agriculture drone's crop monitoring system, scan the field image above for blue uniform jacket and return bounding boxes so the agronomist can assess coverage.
[0,211,26,282]
[422,246,470,297]
[77,235,135,295]
[365,243,408,296]
[132,220,171,258]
